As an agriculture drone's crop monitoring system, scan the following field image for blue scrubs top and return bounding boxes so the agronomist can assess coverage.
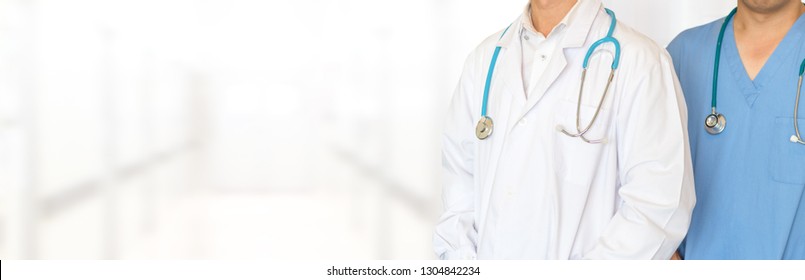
[667,13,805,259]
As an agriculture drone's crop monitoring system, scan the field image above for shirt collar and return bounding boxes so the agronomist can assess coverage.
[499,0,601,49]
[521,0,581,38]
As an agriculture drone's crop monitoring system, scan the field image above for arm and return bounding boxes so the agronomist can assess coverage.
[584,51,696,259]
[666,34,690,259]
[433,53,480,260]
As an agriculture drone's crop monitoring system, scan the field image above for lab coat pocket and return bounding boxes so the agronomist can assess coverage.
[771,117,805,185]
[556,96,614,144]
[553,100,614,185]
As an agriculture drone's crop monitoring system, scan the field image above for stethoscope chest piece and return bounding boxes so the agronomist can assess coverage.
[705,113,726,135]
[476,116,494,140]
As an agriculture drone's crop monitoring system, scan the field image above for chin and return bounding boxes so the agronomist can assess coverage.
[740,0,795,14]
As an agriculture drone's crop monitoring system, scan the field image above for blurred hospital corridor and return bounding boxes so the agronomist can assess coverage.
[0,0,736,259]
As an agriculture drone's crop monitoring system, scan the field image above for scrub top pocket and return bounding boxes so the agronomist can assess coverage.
[771,117,805,185]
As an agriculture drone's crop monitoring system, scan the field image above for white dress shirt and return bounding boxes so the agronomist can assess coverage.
[520,2,580,99]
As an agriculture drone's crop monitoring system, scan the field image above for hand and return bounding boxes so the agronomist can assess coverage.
[671,251,682,260]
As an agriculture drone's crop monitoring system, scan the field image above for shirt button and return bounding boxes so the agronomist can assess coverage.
[524,35,530,40]
[540,54,547,61]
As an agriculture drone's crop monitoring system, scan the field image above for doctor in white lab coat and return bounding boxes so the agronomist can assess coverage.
[434,0,696,259]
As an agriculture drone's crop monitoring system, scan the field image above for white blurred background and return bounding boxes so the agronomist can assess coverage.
[0,0,737,259]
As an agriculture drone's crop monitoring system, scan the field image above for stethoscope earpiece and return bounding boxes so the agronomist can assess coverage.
[704,113,726,135]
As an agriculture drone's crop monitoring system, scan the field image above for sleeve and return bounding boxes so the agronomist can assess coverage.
[433,52,480,260]
[583,50,696,260]
[665,32,692,258]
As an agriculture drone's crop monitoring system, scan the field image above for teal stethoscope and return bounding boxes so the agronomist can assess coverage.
[706,8,805,145]
[475,8,621,144]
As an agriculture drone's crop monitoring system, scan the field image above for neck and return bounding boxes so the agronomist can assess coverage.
[734,1,805,35]
[529,0,578,36]
[731,1,804,80]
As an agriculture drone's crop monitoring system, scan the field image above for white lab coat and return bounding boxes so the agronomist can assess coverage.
[434,0,695,260]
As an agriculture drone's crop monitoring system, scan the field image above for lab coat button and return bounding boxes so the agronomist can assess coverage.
[519,119,527,125]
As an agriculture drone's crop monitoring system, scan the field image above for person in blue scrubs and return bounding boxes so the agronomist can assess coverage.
[667,0,805,259]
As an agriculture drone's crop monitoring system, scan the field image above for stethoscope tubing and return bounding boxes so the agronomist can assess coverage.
[480,24,512,118]
[712,8,737,112]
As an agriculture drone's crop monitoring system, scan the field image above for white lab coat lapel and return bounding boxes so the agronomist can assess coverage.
[515,0,601,120]
[495,17,527,109]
